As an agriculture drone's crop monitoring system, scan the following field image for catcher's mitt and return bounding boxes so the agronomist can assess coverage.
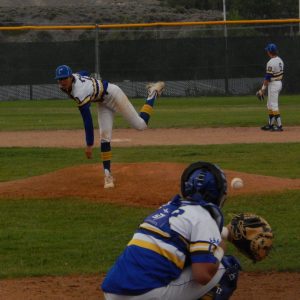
[256,90,265,101]
[227,213,273,262]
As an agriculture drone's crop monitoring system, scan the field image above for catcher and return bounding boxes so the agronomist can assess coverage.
[101,161,273,300]
[102,161,242,300]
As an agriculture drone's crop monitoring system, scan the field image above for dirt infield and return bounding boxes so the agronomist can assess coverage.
[1,272,300,300]
[0,126,299,148]
[1,128,299,300]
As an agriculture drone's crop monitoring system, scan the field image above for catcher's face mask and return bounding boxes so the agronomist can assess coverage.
[181,161,227,207]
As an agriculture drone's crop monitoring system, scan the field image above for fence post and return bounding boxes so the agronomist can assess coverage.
[223,0,229,95]
[29,84,33,100]
[224,36,229,95]
[94,24,101,79]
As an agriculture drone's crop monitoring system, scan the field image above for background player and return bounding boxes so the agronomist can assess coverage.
[55,65,165,188]
[257,43,284,131]
[101,161,241,300]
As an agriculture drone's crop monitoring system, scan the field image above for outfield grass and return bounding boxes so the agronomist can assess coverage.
[0,95,299,130]
[0,191,299,278]
[1,143,300,182]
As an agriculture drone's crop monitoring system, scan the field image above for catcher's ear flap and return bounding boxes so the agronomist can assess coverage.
[181,162,207,197]
[181,161,227,207]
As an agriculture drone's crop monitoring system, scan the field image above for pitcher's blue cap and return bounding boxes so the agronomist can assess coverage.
[55,65,72,79]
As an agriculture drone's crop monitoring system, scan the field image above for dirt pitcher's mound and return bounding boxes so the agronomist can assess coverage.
[0,162,300,205]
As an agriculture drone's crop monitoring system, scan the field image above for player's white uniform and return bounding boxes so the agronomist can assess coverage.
[70,73,147,142]
[265,56,284,112]
[102,195,226,300]
[63,72,163,188]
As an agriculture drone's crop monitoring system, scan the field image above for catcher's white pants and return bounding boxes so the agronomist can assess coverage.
[103,264,225,300]
[97,83,147,142]
[267,81,282,111]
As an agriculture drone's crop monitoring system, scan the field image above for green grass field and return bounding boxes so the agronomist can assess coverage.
[0,95,299,130]
[0,96,299,279]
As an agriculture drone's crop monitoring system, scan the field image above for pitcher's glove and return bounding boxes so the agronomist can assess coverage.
[256,90,264,101]
[227,213,273,262]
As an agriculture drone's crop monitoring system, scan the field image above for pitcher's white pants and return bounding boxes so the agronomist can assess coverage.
[97,83,147,141]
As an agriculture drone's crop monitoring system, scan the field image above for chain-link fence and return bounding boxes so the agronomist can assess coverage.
[0,21,299,100]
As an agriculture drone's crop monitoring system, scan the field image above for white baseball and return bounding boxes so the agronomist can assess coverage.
[231,177,244,189]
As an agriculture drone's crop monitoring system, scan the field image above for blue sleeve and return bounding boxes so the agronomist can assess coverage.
[191,253,218,264]
[264,73,272,81]
[78,103,94,146]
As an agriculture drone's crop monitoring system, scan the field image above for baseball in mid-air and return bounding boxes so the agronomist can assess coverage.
[231,177,244,189]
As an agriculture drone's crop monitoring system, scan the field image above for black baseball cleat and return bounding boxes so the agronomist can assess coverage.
[271,125,283,132]
[261,124,273,131]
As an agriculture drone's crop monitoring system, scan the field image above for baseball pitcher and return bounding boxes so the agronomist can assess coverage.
[55,65,165,188]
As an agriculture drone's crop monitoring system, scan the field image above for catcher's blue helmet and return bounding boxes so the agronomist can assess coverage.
[181,161,227,207]
[55,65,73,80]
[265,43,278,54]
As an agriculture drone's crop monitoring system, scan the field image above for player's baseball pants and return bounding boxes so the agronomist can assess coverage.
[97,83,147,142]
[103,264,225,300]
[267,81,282,111]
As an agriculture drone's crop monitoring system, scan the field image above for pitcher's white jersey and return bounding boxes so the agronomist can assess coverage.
[68,73,105,107]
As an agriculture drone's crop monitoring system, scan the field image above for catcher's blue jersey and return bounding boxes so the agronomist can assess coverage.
[101,195,223,295]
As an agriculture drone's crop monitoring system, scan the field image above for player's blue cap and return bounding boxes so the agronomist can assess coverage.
[265,43,278,53]
[55,65,73,79]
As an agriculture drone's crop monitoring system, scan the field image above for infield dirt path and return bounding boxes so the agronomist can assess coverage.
[0,126,299,147]
[0,127,299,300]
